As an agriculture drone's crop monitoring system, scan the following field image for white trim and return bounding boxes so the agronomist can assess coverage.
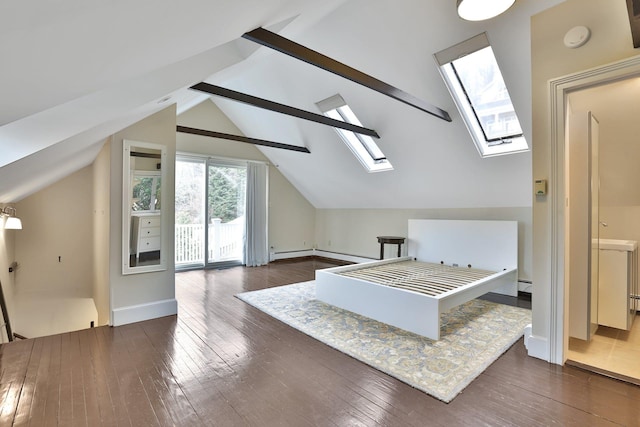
[434,33,490,66]
[111,298,177,326]
[547,53,640,365]
[122,140,169,275]
[316,94,346,113]
[518,281,532,293]
[523,325,549,361]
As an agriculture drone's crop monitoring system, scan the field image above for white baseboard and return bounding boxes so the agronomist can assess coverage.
[524,324,550,362]
[111,298,177,326]
[270,249,314,261]
[270,249,375,264]
[312,250,375,264]
[518,281,533,293]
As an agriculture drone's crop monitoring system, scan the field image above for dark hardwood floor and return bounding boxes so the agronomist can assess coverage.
[1,258,639,426]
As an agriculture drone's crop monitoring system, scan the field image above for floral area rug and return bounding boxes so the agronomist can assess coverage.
[236,281,531,402]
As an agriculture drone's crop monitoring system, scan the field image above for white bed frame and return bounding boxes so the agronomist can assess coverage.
[315,219,518,340]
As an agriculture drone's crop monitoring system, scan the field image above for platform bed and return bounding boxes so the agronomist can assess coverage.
[315,219,519,340]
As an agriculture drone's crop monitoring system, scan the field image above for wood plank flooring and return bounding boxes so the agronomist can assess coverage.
[1,258,639,426]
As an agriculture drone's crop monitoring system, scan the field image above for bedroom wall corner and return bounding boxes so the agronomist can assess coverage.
[177,100,316,256]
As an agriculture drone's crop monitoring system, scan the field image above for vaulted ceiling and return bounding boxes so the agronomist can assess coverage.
[0,0,565,206]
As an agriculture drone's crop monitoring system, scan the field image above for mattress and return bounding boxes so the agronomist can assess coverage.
[336,260,496,297]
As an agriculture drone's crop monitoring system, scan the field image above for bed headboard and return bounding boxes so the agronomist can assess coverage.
[407,219,518,271]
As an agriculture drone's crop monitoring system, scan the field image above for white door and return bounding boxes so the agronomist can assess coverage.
[567,110,599,341]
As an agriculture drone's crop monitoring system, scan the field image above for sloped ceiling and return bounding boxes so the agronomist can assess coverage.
[0,0,564,205]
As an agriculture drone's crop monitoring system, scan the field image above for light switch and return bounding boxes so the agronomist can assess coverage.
[535,179,547,196]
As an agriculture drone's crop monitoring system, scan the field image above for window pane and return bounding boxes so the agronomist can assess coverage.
[323,103,392,172]
[336,106,386,161]
[452,46,522,141]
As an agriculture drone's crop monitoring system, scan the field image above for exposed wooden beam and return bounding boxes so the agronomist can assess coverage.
[190,82,380,138]
[626,0,640,48]
[176,125,310,153]
[242,27,452,122]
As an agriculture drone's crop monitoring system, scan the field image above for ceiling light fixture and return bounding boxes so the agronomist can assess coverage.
[457,0,515,21]
[1,207,22,230]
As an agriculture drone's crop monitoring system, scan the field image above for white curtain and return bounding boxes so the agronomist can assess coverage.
[244,162,269,267]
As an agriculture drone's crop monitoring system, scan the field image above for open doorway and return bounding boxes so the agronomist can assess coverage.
[565,76,640,383]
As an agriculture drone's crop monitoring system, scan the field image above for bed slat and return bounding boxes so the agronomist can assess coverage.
[337,260,495,296]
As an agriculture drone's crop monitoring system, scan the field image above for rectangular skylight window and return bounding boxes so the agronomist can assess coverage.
[435,33,528,157]
[317,95,393,172]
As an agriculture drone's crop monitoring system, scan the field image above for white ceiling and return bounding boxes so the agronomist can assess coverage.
[0,0,565,205]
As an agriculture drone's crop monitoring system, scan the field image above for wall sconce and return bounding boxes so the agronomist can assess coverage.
[457,0,515,21]
[1,207,22,230]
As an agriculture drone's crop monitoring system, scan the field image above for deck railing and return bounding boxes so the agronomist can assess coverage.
[175,219,243,265]
[175,224,204,265]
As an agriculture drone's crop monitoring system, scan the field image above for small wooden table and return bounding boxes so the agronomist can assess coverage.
[376,236,405,260]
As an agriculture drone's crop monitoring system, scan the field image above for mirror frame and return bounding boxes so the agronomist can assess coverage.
[122,139,168,275]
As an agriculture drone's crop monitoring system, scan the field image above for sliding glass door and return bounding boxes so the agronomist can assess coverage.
[175,156,246,269]
[207,161,246,265]
[175,157,206,268]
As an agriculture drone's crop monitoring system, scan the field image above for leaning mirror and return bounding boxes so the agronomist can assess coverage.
[123,140,167,274]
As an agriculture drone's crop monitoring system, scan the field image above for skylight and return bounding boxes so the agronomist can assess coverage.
[316,95,393,173]
[435,33,528,157]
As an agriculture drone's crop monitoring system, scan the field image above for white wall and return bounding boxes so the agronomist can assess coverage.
[316,207,532,283]
[177,100,317,254]
[531,0,638,361]
[15,166,94,298]
[93,139,111,325]
[109,106,177,325]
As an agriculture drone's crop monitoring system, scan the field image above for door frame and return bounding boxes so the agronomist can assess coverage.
[548,54,640,364]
